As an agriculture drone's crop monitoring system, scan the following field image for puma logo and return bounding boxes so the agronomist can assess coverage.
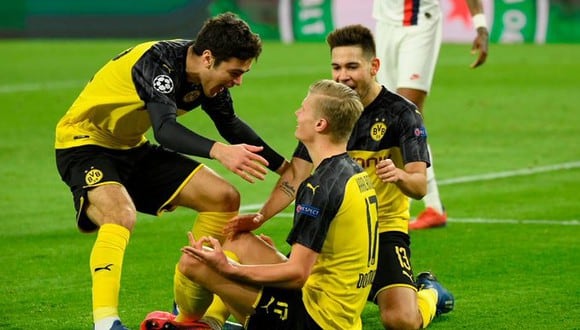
[259,296,275,314]
[94,264,114,272]
[162,63,173,73]
[306,183,319,195]
[402,270,414,282]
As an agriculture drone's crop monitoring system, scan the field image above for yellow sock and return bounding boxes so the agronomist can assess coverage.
[174,265,213,321]
[90,224,130,323]
[174,211,238,322]
[191,211,238,243]
[202,250,240,325]
[417,288,438,328]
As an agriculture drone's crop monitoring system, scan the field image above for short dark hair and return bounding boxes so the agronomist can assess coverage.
[192,12,262,65]
[326,24,376,60]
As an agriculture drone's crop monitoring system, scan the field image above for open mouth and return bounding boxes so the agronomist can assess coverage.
[209,86,225,97]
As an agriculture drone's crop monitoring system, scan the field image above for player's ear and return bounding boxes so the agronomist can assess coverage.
[315,118,328,132]
[371,57,380,76]
[202,50,214,69]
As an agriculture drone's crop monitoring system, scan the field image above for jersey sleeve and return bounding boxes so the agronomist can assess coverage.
[129,43,217,157]
[201,91,286,171]
[131,45,178,107]
[397,106,431,166]
[147,102,215,157]
[286,177,341,252]
[291,141,312,162]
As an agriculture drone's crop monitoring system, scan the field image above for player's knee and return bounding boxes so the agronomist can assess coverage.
[87,203,137,231]
[115,206,137,230]
[223,231,253,253]
[178,253,202,281]
[380,309,421,330]
[217,184,241,211]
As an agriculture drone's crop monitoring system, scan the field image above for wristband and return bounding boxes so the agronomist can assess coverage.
[472,13,487,30]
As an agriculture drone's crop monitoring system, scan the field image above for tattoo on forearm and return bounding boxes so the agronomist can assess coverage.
[279,181,296,198]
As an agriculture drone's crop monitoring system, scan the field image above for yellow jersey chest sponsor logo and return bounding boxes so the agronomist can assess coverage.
[352,155,390,169]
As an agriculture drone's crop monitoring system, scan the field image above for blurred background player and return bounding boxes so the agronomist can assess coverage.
[372,0,489,229]
[142,79,377,330]
[55,13,287,330]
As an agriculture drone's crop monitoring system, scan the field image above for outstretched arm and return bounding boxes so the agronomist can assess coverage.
[182,233,317,289]
[466,0,489,68]
[147,102,269,183]
[260,157,312,220]
[224,157,312,235]
[209,142,269,183]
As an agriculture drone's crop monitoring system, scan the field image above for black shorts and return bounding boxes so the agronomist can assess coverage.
[246,287,321,330]
[368,231,416,302]
[55,143,201,232]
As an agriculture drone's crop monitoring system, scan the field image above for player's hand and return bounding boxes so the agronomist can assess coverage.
[376,159,402,183]
[210,142,269,183]
[470,27,489,68]
[224,213,264,237]
[181,233,230,273]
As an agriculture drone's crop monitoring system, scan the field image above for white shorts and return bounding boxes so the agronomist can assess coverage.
[375,15,443,93]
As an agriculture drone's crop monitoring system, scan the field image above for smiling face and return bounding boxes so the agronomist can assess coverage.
[202,56,253,97]
[294,93,322,143]
[330,45,379,105]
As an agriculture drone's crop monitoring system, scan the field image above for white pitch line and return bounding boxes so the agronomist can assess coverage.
[438,161,580,186]
[447,218,579,225]
[0,66,328,94]
[0,80,86,94]
[240,212,579,226]
[240,161,580,225]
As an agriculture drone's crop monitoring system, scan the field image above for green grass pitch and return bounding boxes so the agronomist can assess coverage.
[0,39,579,329]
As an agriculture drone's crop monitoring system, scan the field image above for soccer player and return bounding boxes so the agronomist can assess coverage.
[54,13,288,330]
[226,25,455,329]
[373,0,489,229]
[141,79,378,330]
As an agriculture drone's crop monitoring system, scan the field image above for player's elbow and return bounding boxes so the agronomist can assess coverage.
[285,269,310,289]
[409,188,426,200]
[415,185,427,199]
[288,277,308,289]
[152,127,175,151]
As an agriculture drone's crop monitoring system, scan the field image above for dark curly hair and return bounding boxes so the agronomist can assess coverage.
[192,12,262,66]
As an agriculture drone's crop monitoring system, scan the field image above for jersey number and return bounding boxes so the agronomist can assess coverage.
[365,195,379,267]
[395,246,411,271]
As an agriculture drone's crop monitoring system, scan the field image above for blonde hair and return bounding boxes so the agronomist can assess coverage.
[309,79,363,143]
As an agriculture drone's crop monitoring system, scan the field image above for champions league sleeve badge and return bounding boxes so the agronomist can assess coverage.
[153,75,174,94]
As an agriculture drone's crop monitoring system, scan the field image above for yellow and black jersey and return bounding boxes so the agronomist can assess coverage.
[293,86,429,233]
[55,40,284,170]
[287,153,378,330]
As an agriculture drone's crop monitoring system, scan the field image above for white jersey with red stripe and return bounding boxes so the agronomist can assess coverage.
[373,0,441,26]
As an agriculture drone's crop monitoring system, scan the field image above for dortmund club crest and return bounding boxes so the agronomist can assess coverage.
[370,119,387,141]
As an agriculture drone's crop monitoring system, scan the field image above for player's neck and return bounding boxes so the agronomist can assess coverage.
[304,140,346,168]
[361,81,382,107]
[184,48,203,84]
